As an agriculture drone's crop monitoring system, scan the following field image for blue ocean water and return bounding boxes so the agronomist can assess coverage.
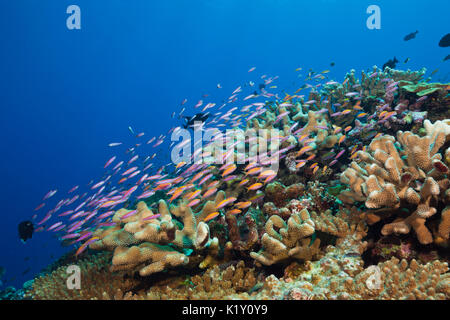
[0,0,448,290]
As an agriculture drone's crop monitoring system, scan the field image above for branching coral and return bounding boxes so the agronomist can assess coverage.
[25,252,139,300]
[339,120,450,244]
[107,261,260,300]
[250,207,320,265]
[90,194,222,276]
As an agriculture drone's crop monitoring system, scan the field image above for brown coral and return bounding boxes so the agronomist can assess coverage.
[90,193,223,276]
[340,121,450,245]
[250,207,320,265]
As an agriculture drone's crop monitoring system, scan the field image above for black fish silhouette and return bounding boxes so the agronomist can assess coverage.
[382,57,399,70]
[182,112,209,129]
[439,33,450,47]
[404,30,418,41]
[18,221,34,243]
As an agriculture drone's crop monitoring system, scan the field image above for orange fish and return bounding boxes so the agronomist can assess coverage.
[187,189,201,200]
[246,167,262,176]
[338,135,346,145]
[216,197,237,209]
[154,182,171,191]
[222,164,237,177]
[207,181,220,189]
[297,145,313,156]
[258,169,276,179]
[248,183,263,191]
[175,161,186,169]
[312,166,319,174]
[296,161,307,169]
[353,101,363,110]
[118,177,127,184]
[203,211,219,222]
[374,133,383,139]
[169,188,184,202]
[236,201,252,209]
[187,198,201,207]
[341,109,352,115]
[202,187,218,199]
[228,209,242,215]
[310,162,318,169]
[238,179,249,187]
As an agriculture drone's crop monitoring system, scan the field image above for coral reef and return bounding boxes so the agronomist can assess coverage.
[24,67,450,301]
[339,120,450,245]
[25,252,139,300]
[250,206,320,266]
[90,196,221,276]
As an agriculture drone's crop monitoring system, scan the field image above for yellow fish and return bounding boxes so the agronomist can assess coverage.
[228,209,242,215]
[222,164,237,177]
[296,161,306,169]
[310,162,318,169]
[246,167,262,176]
[175,161,186,169]
[238,179,249,187]
[248,183,263,191]
[202,187,218,199]
[312,166,319,174]
[203,211,219,222]
[236,201,252,209]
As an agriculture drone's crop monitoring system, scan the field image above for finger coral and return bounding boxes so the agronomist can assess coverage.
[25,252,139,300]
[90,194,222,276]
[250,206,320,265]
[339,119,450,245]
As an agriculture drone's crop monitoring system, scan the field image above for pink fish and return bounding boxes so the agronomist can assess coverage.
[108,142,122,147]
[329,159,338,166]
[122,167,138,176]
[34,203,45,211]
[127,170,141,179]
[68,185,79,194]
[128,155,139,165]
[43,190,57,201]
[123,185,138,198]
[142,213,161,221]
[187,199,201,207]
[47,221,63,231]
[36,212,52,226]
[97,210,115,219]
[91,181,105,190]
[335,149,345,159]
[121,209,138,220]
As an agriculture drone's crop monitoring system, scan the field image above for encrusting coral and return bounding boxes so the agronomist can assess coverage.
[25,252,139,300]
[339,119,450,245]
